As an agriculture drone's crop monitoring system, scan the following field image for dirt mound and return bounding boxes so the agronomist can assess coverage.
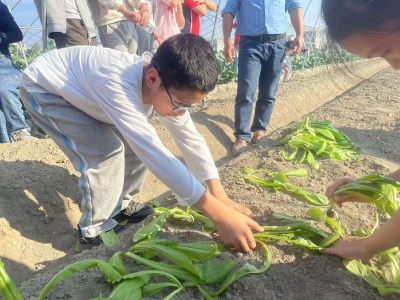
[8,67,400,299]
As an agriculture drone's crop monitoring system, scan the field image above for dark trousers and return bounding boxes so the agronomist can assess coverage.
[234,36,286,142]
[50,18,97,49]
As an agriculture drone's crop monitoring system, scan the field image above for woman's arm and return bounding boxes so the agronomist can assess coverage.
[176,2,185,29]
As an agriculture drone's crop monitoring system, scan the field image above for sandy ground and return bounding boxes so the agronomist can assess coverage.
[0,63,398,299]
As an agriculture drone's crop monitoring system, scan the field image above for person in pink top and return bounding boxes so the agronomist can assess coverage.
[154,0,185,42]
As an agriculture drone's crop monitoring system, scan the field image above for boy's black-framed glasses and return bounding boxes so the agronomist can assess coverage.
[152,65,205,112]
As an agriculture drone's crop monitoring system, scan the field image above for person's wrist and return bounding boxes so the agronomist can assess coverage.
[364,234,386,257]
[224,37,232,44]
[193,192,229,223]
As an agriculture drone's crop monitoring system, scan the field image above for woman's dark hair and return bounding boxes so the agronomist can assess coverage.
[151,33,220,93]
[322,0,400,43]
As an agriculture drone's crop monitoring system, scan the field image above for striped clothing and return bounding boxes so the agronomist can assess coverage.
[222,0,302,36]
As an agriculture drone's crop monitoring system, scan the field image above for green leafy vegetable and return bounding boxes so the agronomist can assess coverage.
[187,207,215,233]
[0,258,22,300]
[133,211,171,242]
[100,229,121,247]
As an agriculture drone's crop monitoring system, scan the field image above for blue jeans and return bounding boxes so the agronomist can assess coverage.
[234,45,239,78]
[0,54,29,143]
[235,36,286,142]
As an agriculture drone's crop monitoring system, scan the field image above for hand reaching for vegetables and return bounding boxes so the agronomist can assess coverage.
[217,196,254,218]
[323,236,376,260]
[325,177,370,208]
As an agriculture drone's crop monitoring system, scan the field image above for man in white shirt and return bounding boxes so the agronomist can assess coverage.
[19,34,263,252]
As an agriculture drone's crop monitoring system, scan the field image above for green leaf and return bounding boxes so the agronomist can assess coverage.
[280,183,330,206]
[209,240,272,297]
[385,253,400,286]
[316,140,327,155]
[194,259,238,285]
[344,259,383,290]
[283,168,308,177]
[39,259,122,300]
[0,258,22,300]
[163,287,185,300]
[272,172,288,184]
[294,150,307,164]
[187,207,215,233]
[109,278,147,299]
[378,285,400,296]
[148,200,161,207]
[133,211,171,242]
[173,242,225,262]
[307,208,344,234]
[143,283,178,297]
[109,252,127,276]
[351,229,368,237]
[306,151,315,165]
[100,230,120,247]
[261,223,328,238]
[319,232,341,248]
[272,213,311,224]
[130,241,202,278]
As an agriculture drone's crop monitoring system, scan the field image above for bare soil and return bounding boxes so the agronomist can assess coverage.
[1,65,399,300]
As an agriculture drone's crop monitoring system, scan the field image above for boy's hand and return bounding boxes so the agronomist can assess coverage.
[323,236,377,260]
[214,208,263,253]
[325,177,370,208]
[218,196,253,218]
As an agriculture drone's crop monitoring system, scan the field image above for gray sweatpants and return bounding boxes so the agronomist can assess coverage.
[98,20,152,55]
[20,87,148,238]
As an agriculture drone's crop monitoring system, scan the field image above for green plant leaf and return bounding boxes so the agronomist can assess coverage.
[187,207,215,233]
[351,229,368,237]
[209,240,272,297]
[343,259,383,290]
[194,259,238,285]
[109,278,148,299]
[294,150,307,164]
[130,241,201,278]
[109,252,127,276]
[100,230,120,247]
[143,283,179,297]
[306,151,315,165]
[133,211,171,242]
[307,208,345,234]
[283,168,308,177]
[39,259,122,300]
[272,213,311,223]
[173,242,225,262]
[319,232,341,248]
[0,258,22,300]
[148,201,161,207]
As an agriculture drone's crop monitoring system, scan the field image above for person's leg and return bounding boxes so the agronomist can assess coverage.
[20,87,126,238]
[0,55,31,143]
[134,25,152,55]
[251,37,286,137]
[98,21,131,53]
[51,19,90,49]
[234,37,264,143]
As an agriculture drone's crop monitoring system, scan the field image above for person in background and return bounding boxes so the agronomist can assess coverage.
[89,0,152,54]
[320,0,400,261]
[222,0,304,156]
[33,0,97,49]
[0,1,36,143]
[154,0,185,42]
[181,0,216,35]
[233,21,240,80]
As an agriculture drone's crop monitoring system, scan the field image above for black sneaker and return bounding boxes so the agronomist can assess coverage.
[78,223,127,246]
[113,202,154,224]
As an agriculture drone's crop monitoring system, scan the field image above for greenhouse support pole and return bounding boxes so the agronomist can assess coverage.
[42,0,47,53]
[4,0,28,66]
[154,0,160,29]
[210,0,221,46]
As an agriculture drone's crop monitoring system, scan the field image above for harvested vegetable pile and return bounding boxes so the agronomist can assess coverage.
[280,115,358,168]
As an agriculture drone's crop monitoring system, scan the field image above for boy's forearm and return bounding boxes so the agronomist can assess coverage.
[366,209,400,255]
[193,191,228,222]
[222,13,234,43]
[206,178,227,200]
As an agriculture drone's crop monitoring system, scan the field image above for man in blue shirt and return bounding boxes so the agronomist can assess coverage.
[222,0,303,156]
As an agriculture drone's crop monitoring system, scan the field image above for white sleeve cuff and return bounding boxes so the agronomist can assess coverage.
[175,184,205,207]
[111,0,124,10]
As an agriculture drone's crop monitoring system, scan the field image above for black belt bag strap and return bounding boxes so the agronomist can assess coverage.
[243,33,286,42]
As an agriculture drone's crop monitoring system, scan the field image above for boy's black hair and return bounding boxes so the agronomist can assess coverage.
[151,33,220,93]
[322,0,400,43]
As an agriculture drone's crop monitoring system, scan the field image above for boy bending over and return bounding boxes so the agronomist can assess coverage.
[19,33,263,252]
